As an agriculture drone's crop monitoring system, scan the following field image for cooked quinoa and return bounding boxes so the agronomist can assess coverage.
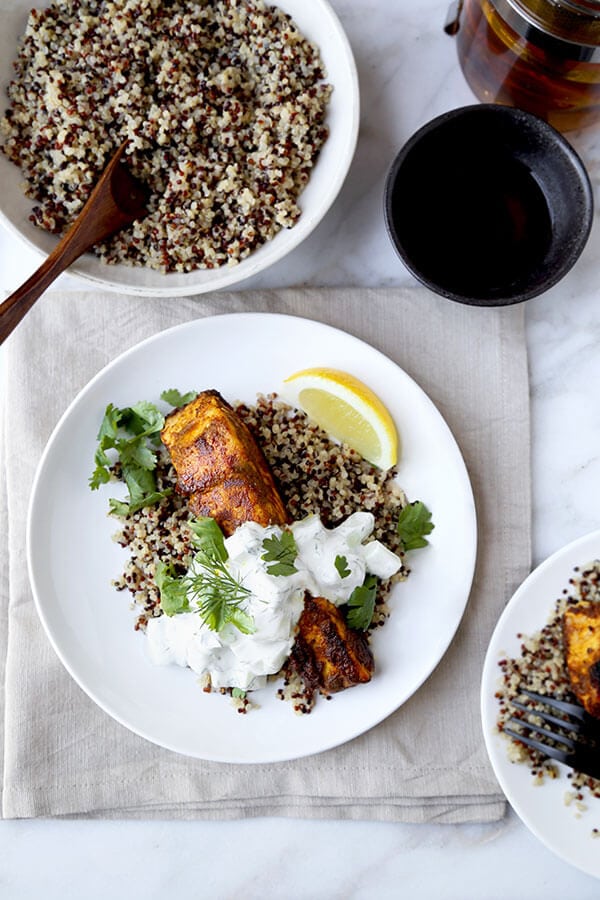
[496,561,600,805]
[111,394,408,647]
[0,0,331,272]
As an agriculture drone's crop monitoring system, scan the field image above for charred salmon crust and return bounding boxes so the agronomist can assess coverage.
[161,390,288,534]
[289,595,374,695]
[563,602,600,719]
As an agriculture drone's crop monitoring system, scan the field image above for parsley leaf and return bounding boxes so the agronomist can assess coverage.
[89,461,111,490]
[96,402,121,443]
[188,517,228,562]
[90,390,195,515]
[127,489,173,516]
[161,388,198,408]
[261,530,298,576]
[231,688,247,700]
[155,561,190,616]
[123,400,165,438]
[346,574,378,631]
[397,501,435,551]
[334,554,351,579]
[226,607,256,635]
[121,455,157,507]
[108,498,131,517]
[89,400,166,513]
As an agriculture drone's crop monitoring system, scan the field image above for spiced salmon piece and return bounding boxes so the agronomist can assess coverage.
[161,390,288,535]
[289,595,374,694]
[563,602,600,719]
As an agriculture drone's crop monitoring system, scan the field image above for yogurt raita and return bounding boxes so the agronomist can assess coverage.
[146,512,402,691]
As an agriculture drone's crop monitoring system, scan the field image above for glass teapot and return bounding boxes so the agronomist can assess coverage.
[447,0,600,131]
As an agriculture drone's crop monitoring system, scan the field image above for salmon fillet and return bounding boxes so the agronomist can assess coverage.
[161,390,288,535]
[563,602,600,719]
[289,595,374,694]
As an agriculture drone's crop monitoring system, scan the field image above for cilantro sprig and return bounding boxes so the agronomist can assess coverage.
[397,501,434,551]
[261,530,298,576]
[188,516,228,561]
[346,574,377,631]
[90,389,197,516]
[344,502,433,632]
[160,388,198,408]
[155,561,190,616]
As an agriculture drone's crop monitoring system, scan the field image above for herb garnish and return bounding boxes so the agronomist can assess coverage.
[188,516,228,561]
[157,516,255,635]
[397,501,434,551]
[261,530,298,576]
[89,389,197,516]
[186,555,255,634]
[231,688,247,700]
[346,574,377,631]
[160,388,198,408]
[334,554,351,579]
[155,561,190,616]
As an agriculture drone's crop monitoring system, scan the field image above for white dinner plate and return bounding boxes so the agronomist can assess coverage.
[0,0,358,295]
[28,313,477,763]
[481,529,600,879]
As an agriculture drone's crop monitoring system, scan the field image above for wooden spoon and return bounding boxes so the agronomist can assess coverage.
[0,143,149,344]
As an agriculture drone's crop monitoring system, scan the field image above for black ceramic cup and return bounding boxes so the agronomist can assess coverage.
[384,104,594,306]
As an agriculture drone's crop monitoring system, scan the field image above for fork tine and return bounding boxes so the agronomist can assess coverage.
[503,725,574,768]
[511,699,587,737]
[505,714,600,780]
[507,716,578,750]
[521,688,586,717]
[520,689,600,739]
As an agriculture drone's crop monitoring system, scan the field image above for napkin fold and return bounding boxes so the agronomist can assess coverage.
[0,286,530,823]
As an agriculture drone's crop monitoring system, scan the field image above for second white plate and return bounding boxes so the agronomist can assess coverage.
[481,529,600,879]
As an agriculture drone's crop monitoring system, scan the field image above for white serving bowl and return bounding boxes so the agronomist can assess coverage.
[0,0,359,296]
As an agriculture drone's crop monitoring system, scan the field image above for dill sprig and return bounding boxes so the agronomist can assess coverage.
[156,517,255,635]
[186,550,255,635]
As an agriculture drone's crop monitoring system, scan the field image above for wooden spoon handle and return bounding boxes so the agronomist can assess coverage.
[0,229,93,344]
[0,142,146,345]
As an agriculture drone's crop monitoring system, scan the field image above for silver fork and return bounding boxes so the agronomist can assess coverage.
[503,688,600,780]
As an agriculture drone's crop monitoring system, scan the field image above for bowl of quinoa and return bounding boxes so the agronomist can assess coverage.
[481,530,600,879]
[0,0,358,294]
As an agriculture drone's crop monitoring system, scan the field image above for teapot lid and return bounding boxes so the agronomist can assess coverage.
[490,0,600,58]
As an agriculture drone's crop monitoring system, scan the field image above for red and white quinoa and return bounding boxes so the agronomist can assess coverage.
[0,0,331,272]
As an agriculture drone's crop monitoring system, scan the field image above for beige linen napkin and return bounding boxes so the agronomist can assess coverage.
[0,286,530,822]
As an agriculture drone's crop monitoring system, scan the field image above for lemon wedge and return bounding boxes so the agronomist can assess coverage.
[283,367,399,470]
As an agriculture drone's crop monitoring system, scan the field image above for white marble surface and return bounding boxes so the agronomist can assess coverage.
[2,0,600,895]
